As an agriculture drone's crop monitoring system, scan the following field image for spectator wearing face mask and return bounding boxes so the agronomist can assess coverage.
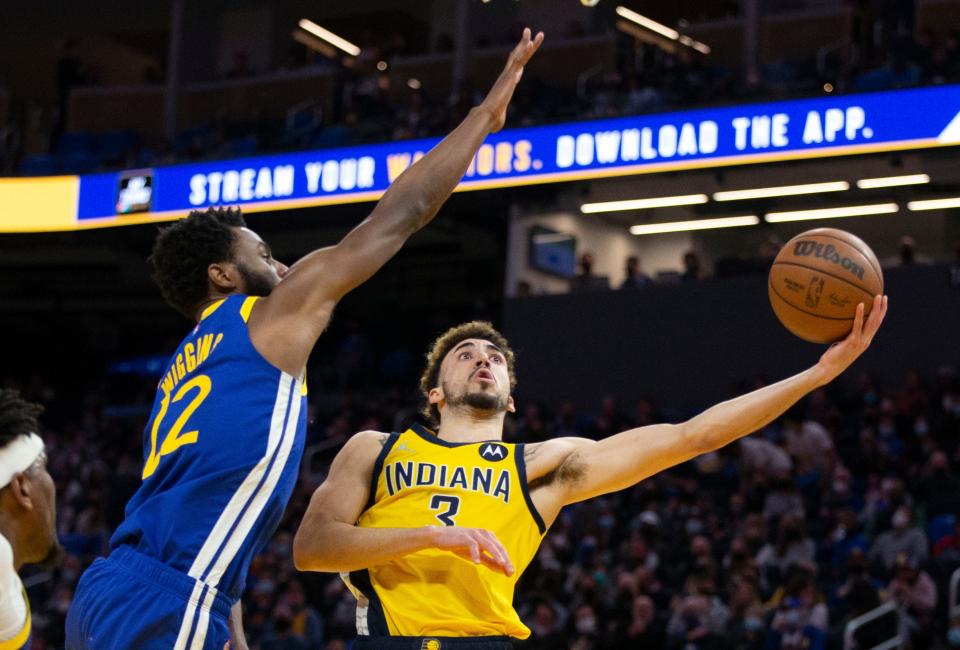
[869,506,929,574]
[764,598,825,650]
[725,577,766,650]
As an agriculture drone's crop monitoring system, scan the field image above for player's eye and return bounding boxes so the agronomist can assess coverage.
[459,352,472,360]
[490,355,503,363]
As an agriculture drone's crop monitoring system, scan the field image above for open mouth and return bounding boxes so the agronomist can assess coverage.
[473,369,496,384]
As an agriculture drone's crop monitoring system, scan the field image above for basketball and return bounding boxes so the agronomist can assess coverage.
[768,228,883,343]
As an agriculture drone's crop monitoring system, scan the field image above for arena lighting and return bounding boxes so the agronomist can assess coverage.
[765,203,899,223]
[906,197,960,211]
[856,173,930,189]
[580,0,601,5]
[581,194,708,213]
[615,6,678,39]
[629,215,759,235]
[298,19,361,57]
[713,181,850,202]
[615,6,711,54]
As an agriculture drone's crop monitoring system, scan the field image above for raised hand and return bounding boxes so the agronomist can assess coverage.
[429,526,515,576]
[817,294,888,383]
[477,27,545,132]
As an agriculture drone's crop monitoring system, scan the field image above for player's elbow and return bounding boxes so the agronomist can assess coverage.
[679,420,722,455]
[292,528,331,572]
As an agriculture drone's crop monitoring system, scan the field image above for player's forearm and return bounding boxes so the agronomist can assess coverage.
[293,520,437,572]
[369,107,497,238]
[682,365,827,454]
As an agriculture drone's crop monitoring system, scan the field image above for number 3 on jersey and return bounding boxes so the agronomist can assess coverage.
[142,375,212,479]
[430,494,461,526]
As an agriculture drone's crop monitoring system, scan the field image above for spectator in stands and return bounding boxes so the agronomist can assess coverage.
[888,554,936,648]
[619,255,653,290]
[666,578,729,650]
[764,597,826,650]
[916,450,960,517]
[869,505,929,574]
[606,594,665,648]
[756,516,815,592]
[682,251,706,281]
[933,515,960,558]
[569,253,610,292]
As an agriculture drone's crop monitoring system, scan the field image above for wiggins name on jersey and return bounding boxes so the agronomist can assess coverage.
[343,424,546,639]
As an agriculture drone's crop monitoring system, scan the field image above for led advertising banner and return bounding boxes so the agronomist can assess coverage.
[5,84,960,232]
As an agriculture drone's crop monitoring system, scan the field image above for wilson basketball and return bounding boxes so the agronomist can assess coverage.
[768,228,883,343]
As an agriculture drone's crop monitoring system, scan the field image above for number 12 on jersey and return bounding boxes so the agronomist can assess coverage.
[142,375,212,479]
[429,494,461,526]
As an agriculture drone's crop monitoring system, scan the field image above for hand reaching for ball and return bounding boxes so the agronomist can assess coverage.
[816,294,888,385]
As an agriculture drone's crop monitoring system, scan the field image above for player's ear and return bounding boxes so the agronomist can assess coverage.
[507,396,516,413]
[428,386,444,406]
[207,262,237,291]
[6,473,34,512]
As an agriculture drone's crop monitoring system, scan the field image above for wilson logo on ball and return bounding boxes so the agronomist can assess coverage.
[793,241,866,280]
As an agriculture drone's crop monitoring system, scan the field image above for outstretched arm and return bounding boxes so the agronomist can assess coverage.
[293,431,514,576]
[532,296,887,512]
[251,29,544,375]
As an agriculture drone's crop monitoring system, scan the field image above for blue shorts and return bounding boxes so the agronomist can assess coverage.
[66,546,232,650]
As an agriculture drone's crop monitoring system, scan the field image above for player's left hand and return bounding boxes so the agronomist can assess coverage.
[816,294,888,383]
[477,27,545,132]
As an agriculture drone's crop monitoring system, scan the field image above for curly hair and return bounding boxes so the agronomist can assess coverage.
[0,389,43,449]
[148,207,247,318]
[418,321,517,427]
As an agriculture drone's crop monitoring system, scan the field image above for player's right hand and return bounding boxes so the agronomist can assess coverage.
[816,294,888,384]
[477,27,545,133]
[429,526,515,576]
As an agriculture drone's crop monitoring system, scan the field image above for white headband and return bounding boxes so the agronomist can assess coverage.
[0,434,44,490]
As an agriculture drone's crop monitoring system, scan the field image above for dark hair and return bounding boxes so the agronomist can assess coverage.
[0,389,43,449]
[418,321,517,426]
[149,207,247,318]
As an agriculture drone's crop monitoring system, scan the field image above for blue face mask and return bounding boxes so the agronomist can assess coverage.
[948,628,960,646]
[745,617,765,632]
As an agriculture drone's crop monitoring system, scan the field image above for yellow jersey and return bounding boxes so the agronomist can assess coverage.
[343,424,546,638]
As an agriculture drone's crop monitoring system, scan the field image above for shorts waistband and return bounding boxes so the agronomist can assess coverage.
[353,636,513,650]
[109,546,233,620]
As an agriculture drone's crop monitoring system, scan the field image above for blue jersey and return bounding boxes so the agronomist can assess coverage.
[110,294,307,602]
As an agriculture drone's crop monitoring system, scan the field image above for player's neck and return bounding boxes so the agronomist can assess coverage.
[436,410,505,443]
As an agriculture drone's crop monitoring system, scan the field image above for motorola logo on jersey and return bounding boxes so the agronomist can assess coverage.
[479,443,509,462]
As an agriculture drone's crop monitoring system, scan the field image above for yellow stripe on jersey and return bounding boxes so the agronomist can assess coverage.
[0,588,30,650]
[198,299,226,322]
[239,296,260,323]
[350,425,545,639]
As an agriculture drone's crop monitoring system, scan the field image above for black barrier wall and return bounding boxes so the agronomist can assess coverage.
[503,264,960,413]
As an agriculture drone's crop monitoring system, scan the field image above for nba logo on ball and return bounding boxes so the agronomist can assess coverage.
[421,639,442,650]
[479,443,509,462]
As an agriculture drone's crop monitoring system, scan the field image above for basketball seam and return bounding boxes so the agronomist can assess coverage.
[768,278,858,321]
[788,232,883,288]
[771,260,878,296]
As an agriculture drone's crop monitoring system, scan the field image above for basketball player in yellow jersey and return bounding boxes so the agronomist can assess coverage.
[294,297,887,649]
[0,390,62,650]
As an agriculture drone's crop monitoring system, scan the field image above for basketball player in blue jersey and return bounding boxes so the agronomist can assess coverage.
[0,390,62,650]
[65,28,544,650]
[293,296,887,649]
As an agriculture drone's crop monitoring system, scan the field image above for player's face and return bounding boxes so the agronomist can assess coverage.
[432,339,515,417]
[232,227,288,297]
[24,453,63,568]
